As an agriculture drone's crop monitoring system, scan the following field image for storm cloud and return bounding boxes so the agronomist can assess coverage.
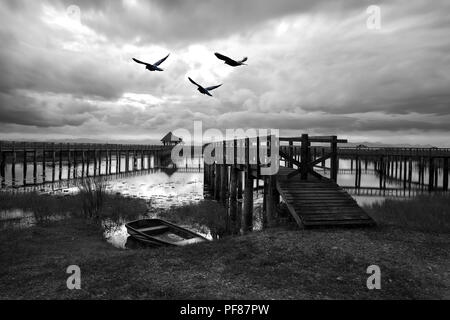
[0,0,449,146]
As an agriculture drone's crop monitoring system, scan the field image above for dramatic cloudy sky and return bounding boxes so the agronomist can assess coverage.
[0,0,449,145]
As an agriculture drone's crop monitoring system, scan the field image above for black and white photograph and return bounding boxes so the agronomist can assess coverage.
[0,0,449,306]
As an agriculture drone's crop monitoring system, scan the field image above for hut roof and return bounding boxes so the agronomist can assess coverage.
[161,132,182,143]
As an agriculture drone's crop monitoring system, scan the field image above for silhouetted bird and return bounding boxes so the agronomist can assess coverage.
[132,54,170,71]
[214,52,247,67]
[188,77,222,97]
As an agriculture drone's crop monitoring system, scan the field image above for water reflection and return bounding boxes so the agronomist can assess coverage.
[103,170,208,248]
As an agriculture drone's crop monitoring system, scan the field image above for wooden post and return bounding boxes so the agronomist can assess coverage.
[421,157,425,188]
[417,157,421,186]
[52,143,56,183]
[59,144,63,181]
[66,144,71,180]
[221,142,228,205]
[214,163,221,201]
[229,165,238,234]
[265,175,276,227]
[203,162,208,186]
[11,142,16,187]
[428,157,434,191]
[379,156,383,190]
[288,140,293,168]
[0,143,6,188]
[73,149,77,179]
[23,143,27,186]
[242,137,253,233]
[321,148,326,167]
[33,148,37,184]
[408,158,412,191]
[148,150,151,170]
[330,136,338,182]
[105,148,109,175]
[256,136,261,179]
[81,150,85,178]
[300,134,309,180]
[86,148,90,177]
[209,163,214,189]
[358,158,362,188]
[443,158,448,191]
[98,150,102,176]
[403,157,407,190]
[243,171,254,234]
[93,149,97,177]
[42,143,46,183]
[117,149,121,173]
[434,161,438,188]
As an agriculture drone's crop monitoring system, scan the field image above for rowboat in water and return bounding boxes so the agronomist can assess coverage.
[125,218,208,247]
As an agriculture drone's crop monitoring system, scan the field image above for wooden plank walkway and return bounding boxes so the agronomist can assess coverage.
[276,167,375,228]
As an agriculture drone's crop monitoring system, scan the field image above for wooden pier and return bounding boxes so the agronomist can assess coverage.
[276,167,374,227]
[203,134,376,230]
[0,141,172,188]
[331,146,450,192]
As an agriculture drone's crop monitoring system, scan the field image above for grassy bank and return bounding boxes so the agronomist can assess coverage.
[0,218,448,299]
[0,193,449,299]
[363,194,450,233]
[0,190,148,225]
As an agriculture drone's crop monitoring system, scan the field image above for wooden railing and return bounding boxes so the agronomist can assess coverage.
[279,134,347,182]
[336,146,450,157]
[0,141,170,152]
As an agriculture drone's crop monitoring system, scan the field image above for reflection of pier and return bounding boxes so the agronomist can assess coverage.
[0,141,173,188]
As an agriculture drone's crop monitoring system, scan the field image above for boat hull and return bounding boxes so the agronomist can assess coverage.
[125,218,208,247]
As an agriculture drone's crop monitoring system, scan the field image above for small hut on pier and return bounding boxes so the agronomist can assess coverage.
[161,132,183,146]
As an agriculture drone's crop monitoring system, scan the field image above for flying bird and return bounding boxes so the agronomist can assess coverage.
[132,54,170,71]
[214,52,247,67]
[188,77,222,97]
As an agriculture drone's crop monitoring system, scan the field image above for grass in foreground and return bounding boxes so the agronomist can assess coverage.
[363,193,450,233]
[0,218,448,299]
[0,193,449,299]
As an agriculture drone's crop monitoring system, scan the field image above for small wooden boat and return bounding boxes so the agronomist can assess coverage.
[125,218,209,247]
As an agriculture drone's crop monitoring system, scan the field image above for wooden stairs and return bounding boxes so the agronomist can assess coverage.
[276,167,375,228]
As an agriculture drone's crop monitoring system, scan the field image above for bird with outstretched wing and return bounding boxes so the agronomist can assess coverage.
[214,52,247,67]
[188,77,222,97]
[132,54,170,72]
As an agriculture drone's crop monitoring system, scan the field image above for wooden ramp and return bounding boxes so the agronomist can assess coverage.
[276,167,375,228]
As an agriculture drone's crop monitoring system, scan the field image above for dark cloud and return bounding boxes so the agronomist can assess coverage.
[57,0,364,45]
[0,92,92,127]
[0,0,449,145]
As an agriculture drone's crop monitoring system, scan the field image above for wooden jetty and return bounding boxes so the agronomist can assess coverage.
[329,146,450,192]
[276,167,374,228]
[0,141,172,188]
[203,134,376,230]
